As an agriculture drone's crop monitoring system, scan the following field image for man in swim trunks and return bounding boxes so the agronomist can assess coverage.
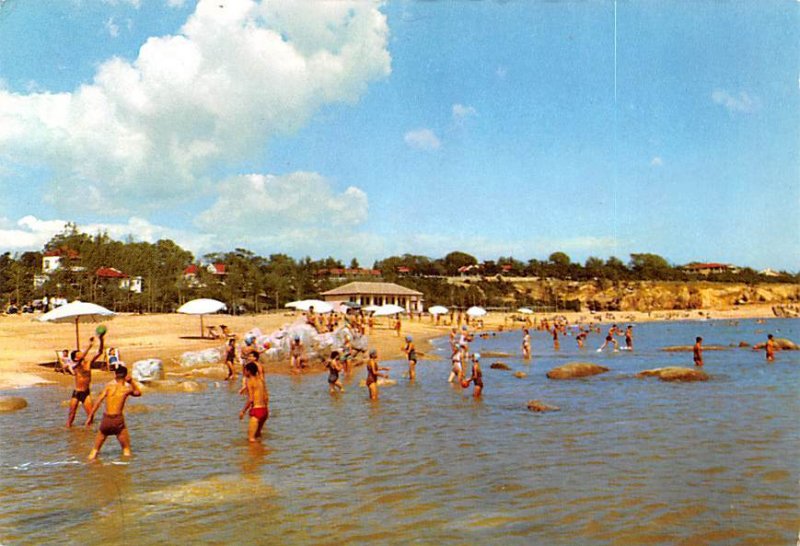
[693,337,704,367]
[326,350,344,393]
[240,362,269,443]
[67,333,105,428]
[365,349,390,400]
[521,328,531,359]
[765,334,776,362]
[624,325,634,350]
[597,324,620,352]
[403,335,418,381]
[86,365,141,460]
[464,353,483,398]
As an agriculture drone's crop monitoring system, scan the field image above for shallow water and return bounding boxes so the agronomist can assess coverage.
[1,318,798,545]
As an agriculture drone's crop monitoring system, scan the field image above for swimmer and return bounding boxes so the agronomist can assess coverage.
[403,335,417,381]
[521,328,531,359]
[223,338,237,380]
[463,353,483,398]
[67,333,105,428]
[448,344,463,384]
[576,329,588,349]
[624,325,634,351]
[326,350,345,393]
[240,362,270,443]
[552,327,560,351]
[365,349,390,400]
[765,334,776,362]
[693,337,704,367]
[289,336,308,372]
[86,365,141,460]
[597,324,621,352]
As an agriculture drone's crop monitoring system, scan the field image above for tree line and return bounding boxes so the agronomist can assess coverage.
[0,224,796,314]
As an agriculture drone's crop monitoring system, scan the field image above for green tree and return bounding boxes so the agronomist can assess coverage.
[441,251,478,275]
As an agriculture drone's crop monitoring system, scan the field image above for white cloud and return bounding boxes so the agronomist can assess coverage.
[105,17,120,38]
[711,89,760,114]
[452,103,477,122]
[404,128,441,151]
[650,156,663,167]
[0,0,391,215]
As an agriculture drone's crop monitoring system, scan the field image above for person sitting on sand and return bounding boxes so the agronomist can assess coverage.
[56,349,75,374]
[86,365,141,460]
[365,349,390,400]
[107,347,121,371]
[521,328,531,359]
[326,351,344,394]
[240,362,269,443]
[463,353,483,398]
[403,336,418,381]
[67,334,105,428]
[693,337,704,367]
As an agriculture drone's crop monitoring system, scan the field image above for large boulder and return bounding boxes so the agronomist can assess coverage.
[0,396,27,412]
[546,362,609,380]
[527,400,560,412]
[637,367,709,382]
[490,362,511,370]
[752,338,799,351]
[132,358,164,383]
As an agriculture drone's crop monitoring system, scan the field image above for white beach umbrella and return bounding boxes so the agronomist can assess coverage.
[517,307,534,314]
[177,298,227,338]
[287,299,333,313]
[428,305,449,315]
[466,306,487,317]
[373,304,406,317]
[363,305,381,313]
[285,300,304,309]
[38,300,116,348]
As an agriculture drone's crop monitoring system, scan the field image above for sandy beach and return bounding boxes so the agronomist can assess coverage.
[0,304,780,390]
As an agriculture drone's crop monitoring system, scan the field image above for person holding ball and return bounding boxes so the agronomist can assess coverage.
[66,330,105,428]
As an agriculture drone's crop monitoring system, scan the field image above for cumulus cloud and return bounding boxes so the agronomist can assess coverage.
[404,128,441,151]
[0,0,391,214]
[650,156,663,167]
[711,89,760,114]
[452,103,477,122]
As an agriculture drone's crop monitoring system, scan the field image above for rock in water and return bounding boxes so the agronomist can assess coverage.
[527,400,560,412]
[132,358,163,383]
[546,362,609,380]
[738,341,750,348]
[753,338,799,351]
[636,367,709,382]
[0,396,27,412]
[490,362,511,370]
[513,371,528,379]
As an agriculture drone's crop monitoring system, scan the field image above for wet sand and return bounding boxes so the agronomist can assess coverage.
[0,304,779,390]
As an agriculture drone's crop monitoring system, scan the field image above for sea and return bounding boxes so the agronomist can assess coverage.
[1,318,798,545]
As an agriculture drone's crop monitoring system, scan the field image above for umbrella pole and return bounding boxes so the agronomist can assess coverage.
[75,318,80,350]
[200,314,204,338]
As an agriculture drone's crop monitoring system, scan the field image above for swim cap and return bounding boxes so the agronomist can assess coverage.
[294,336,300,341]
[405,335,412,342]
[473,353,481,360]
[369,349,377,357]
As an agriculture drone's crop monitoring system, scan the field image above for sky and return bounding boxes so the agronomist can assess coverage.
[0,0,797,271]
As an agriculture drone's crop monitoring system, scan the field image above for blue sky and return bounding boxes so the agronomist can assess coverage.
[0,0,797,270]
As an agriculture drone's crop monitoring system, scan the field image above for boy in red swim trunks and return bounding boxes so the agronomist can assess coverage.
[86,365,141,460]
[240,362,269,442]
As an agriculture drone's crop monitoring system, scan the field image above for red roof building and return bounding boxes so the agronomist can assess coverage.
[96,267,129,279]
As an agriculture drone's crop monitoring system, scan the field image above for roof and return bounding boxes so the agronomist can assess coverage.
[184,264,199,275]
[43,248,80,259]
[96,267,129,278]
[209,263,227,275]
[682,262,731,270]
[320,281,423,297]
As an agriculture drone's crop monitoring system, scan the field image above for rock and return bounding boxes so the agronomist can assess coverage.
[752,338,799,351]
[490,362,511,370]
[546,362,609,380]
[513,371,528,379]
[0,396,27,412]
[146,379,207,393]
[179,381,205,393]
[738,341,750,348]
[480,351,511,358]
[132,358,163,383]
[660,345,728,352]
[527,400,560,412]
[636,367,709,382]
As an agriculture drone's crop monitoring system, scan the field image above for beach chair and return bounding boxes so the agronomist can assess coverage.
[206,325,222,339]
[106,347,121,371]
[55,350,74,374]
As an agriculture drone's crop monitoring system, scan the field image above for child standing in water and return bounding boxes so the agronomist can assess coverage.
[86,365,141,460]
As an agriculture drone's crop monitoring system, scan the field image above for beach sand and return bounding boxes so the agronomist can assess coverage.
[0,304,778,390]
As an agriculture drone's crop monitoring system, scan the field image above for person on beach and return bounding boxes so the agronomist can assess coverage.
[597,324,621,352]
[624,325,634,351]
[765,334,776,362]
[67,333,105,428]
[521,328,531,359]
[86,365,141,460]
[448,344,463,384]
[326,351,345,393]
[403,335,418,381]
[463,353,483,398]
[289,336,308,372]
[365,349,390,400]
[107,347,121,371]
[394,315,402,337]
[693,337,704,367]
[241,335,259,363]
[240,362,269,443]
[223,338,237,380]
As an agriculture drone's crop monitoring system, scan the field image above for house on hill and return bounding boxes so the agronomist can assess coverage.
[681,262,740,276]
[96,267,143,293]
[320,282,424,313]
